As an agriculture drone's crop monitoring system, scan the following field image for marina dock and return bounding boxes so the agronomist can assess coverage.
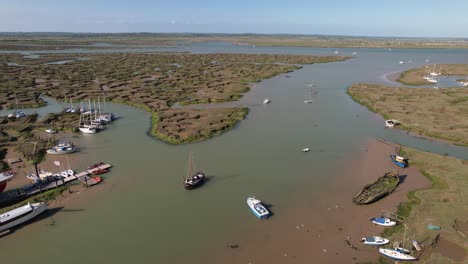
[1,163,112,202]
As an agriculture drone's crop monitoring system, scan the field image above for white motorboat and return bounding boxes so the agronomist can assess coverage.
[302,148,310,152]
[371,217,397,227]
[379,248,417,261]
[263,98,271,104]
[360,236,390,246]
[0,202,48,232]
[247,196,270,219]
[304,100,313,103]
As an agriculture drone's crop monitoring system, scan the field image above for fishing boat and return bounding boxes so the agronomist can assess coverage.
[353,170,400,204]
[0,170,14,193]
[184,152,205,190]
[246,196,270,219]
[360,236,390,246]
[390,154,408,168]
[46,143,76,155]
[379,248,417,261]
[263,98,271,104]
[370,217,397,227]
[0,202,48,232]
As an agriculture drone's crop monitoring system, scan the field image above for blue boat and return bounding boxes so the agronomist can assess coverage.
[246,196,270,219]
[390,154,408,168]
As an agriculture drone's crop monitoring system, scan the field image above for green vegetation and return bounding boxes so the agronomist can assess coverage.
[396,64,468,85]
[383,147,468,263]
[1,52,349,144]
[348,83,468,146]
[0,186,67,214]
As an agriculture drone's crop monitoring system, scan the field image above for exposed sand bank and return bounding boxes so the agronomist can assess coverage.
[202,138,430,264]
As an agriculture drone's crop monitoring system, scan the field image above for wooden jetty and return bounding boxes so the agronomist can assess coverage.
[7,163,112,200]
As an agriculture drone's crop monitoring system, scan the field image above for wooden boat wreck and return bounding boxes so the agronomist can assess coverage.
[353,170,400,204]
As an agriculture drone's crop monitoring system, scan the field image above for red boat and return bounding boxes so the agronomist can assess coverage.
[90,168,109,175]
[0,170,14,193]
[93,176,102,184]
[88,162,105,170]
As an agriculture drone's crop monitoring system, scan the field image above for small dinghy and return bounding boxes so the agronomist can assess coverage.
[263,98,271,104]
[302,148,310,152]
[304,100,313,104]
[379,248,417,261]
[360,236,390,246]
[370,217,397,227]
[385,119,399,128]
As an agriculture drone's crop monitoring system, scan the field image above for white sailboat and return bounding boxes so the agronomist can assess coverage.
[429,64,440,76]
[0,202,47,232]
[379,248,417,261]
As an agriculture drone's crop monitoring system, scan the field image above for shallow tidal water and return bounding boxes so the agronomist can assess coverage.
[0,43,467,263]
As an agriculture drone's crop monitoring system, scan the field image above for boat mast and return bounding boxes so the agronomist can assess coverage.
[186,152,193,180]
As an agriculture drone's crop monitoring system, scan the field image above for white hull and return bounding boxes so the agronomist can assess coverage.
[379,248,417,261]
[247,197,270,219]
[371,217,397,226]
[47,147,76,155]
[0,202,47,232]
[79,127,96,134]
[361,236,390,246]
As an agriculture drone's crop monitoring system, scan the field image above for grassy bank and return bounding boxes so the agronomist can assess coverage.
[380,147,468,263]
[396,64,468,86]
[348,83,468,146]
[0,186,67,214]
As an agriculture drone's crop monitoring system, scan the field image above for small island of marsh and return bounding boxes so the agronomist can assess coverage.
[396,64,468,85]
[348,83,468,146]
[1,53,350,144]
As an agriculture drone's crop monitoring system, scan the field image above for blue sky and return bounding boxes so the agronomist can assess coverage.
[1,0,467,37]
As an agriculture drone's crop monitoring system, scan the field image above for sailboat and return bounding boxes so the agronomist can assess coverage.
[8,93,25,118]
[379,248,417,261]
[429,64,440,76]
[78,111,97,134]
[184,152,205,189]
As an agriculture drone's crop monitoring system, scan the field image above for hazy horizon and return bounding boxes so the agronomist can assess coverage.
[2,0,468,38]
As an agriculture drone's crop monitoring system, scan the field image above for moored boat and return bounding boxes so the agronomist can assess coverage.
[46,145,76,155]
[385,119,399,128]
[353,170,400,204]
[390,154,408,168]
[246,196,270,219]
[379,248,417,261]
[263,98,271,104]
[88,162,105,169]
[360,236,390,246]
[302,148,310,152]
[0,202,47,232]
[184,152,205,190]
[370,217,397,227]
[90,168,109,175]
